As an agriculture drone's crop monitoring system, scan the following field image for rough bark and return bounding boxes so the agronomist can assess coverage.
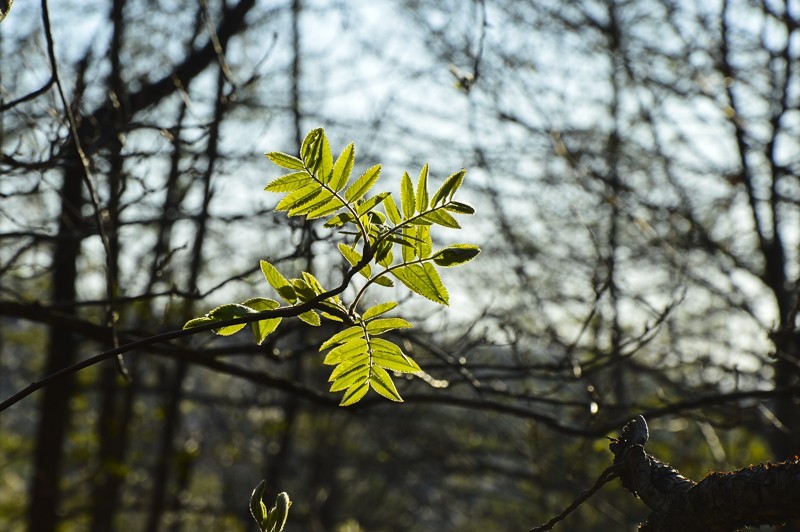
[611,416,800,531]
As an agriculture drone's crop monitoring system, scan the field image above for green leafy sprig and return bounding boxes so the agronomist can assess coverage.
[185,128,479,406]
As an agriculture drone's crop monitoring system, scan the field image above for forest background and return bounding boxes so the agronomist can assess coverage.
[1,0,798,530]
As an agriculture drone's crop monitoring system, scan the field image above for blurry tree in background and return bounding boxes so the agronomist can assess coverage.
[0,0,798,531]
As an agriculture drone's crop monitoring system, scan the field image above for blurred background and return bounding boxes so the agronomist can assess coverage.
[1,0,798,530]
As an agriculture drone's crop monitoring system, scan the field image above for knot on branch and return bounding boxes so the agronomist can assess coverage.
[609,416,695,514]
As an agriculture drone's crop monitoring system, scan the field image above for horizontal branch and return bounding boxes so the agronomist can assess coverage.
[610,416,800,531]
[0,250,371,414]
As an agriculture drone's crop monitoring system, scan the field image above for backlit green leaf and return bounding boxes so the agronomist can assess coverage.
[366,317,413,335]
[370,366,403,402]
[300,128,333,179]
[298,310,321,326]
[362,301,398,321]
[183,316,215,329]
[445,201,475,215]
[432,244,481,267]
[383,194,402,225]
[401,171,415,218]
[323,338,368,365]
[329,359,370,391]
[421,209,461,229]
[207,303,257,336]
[416,225,432,258]
[338,243,371,278]
[355,192,390,216]
[265,171,312,193]
[305,195,346,219]
[339,380,369,406]
[242,297,282,344]
[275,183,322,212]
[373,350,421,373]
[249,480,268,527]
[265,152,305,170]
[260,260,296,302]
[330,142,355,191]
[370,338,421,372]
[301,271,325,295]
[401,228,417,262]
[431,169,466,206]
[416,164,429,212]
[324,212,355,228]
[392,263,449,305]
[345,164,381,202]
[291,278,317,301]
[372,275,394,287]
[320,325,365,350]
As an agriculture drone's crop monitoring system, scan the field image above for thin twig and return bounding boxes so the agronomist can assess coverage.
[40,0,126,377]
[529,465,620,532]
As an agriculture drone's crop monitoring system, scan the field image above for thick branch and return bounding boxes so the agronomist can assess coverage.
[610,416,800,531]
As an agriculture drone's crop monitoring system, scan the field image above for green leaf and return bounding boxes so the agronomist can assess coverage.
[376,242,393,267]
[401,228,417,262]
[400,171,415,219]
[249,480,268,528]
[324,212,356,228]
[320,326,365,350]
[265,171,312,193]
[298,310,321,326]
[301,271,325,295]
[366,317,413,335]
[338,243,371,278]
[421,209,461,229]
[416,164,429,212]
[288,188,336,217]
[383,194,402,225]
[415,225,433,258]
[183,316,215,329]
[242,297,282,344]
[339,380,369,406]
[370,366,403,402]
[392,263,449,305]
[274,183,322,212]
[370,337,419,370]
[206,303,257,336]
[271,492,292,532]
[431,169,466,206]
[345,164,381,202]
[433,244,481,267]
[362,301,398,321]
[305,195,347,220]
[445,201,475,215]
[372,275,394,287]
[300,128,333,179]
[329,353,370,385]
[260,260,296,303]
[355,192,390,216]
[330,142,355,191]
[373,348,421,373]
[323,338,368,365]
[266,152,305,170]
[290,278,317,301]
